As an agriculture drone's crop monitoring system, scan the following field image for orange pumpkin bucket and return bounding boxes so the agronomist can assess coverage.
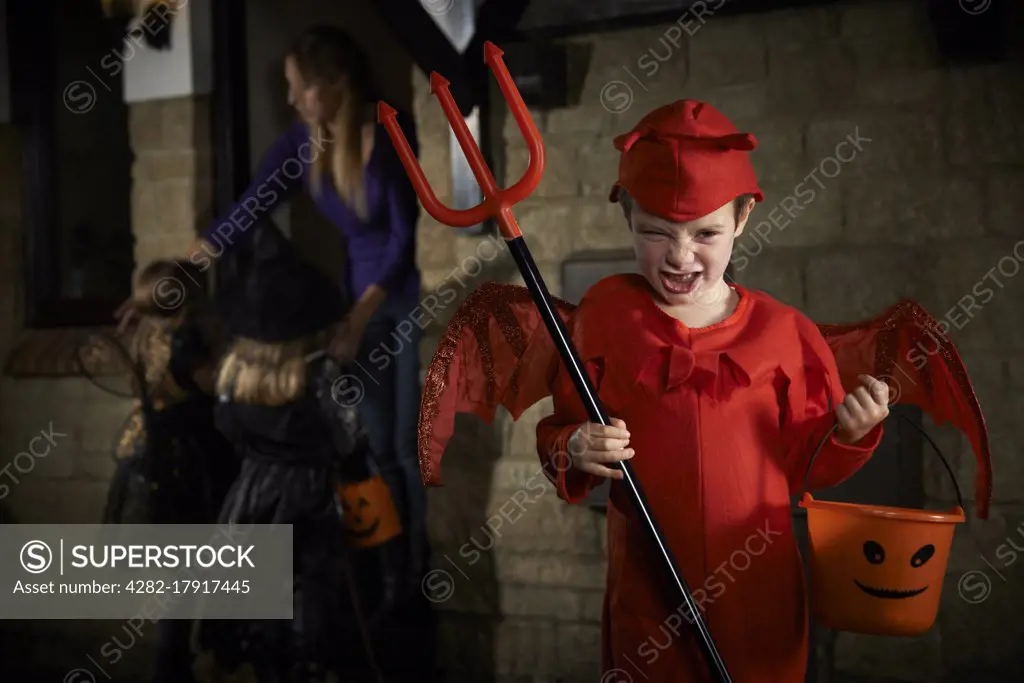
[336,475,403,548]
[799,414,971,637]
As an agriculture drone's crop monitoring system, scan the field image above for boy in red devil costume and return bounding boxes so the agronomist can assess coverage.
[415,100,993,682]
[539,99,889,681]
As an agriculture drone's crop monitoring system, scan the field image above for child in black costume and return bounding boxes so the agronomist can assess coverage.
[105,259,238,526]
[101,258,239,683]
[193,222,396,683]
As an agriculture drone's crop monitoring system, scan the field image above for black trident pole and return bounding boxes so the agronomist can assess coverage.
[508,239,733,683]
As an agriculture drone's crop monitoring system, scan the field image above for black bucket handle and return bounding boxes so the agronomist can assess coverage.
[802,413,966,514]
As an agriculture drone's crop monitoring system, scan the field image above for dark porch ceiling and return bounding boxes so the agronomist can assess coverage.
[375,0,1010,115]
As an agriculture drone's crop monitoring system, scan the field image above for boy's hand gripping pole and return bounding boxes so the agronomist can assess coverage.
[378,41,733,683]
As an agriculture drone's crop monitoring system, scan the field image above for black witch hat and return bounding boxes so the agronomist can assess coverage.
[217,220,349,343]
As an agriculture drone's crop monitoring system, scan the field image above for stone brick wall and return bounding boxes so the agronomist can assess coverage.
[0,95,212,679]
[413,1,1024,681]
[129,97,214,271]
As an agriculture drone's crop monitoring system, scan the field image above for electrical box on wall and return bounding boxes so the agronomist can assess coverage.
[500,40,569,109]
[928,0,1007,64]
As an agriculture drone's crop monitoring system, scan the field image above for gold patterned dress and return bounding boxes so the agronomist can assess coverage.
[103,312,238,526]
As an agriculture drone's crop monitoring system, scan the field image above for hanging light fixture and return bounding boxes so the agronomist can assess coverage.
[136,0,181,50]
[101,0,181,51]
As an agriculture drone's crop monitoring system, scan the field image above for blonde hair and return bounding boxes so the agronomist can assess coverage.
[128,258,210,406]
[215,329,332,406]
[310,109,367,220]
[290,26,373,220]
[130,316,180,405]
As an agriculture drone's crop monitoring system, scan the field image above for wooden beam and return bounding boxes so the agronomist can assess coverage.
[209,0,250,295]
[210,0,250,208]
[462,0,533,87]
[373,0,479,115]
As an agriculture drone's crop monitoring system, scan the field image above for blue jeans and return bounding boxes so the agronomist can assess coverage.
[354,292,430,594]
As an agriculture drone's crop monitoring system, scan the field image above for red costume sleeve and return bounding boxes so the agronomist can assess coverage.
[783,313,884,494]
[534,311,603,504]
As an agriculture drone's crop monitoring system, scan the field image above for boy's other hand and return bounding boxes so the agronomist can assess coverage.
[835,373,889,445]
[567,417,634,480]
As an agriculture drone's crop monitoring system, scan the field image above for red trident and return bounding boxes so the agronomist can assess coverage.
[379,41,734,683]
[378,43,541,239]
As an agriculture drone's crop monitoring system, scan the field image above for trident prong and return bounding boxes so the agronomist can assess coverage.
[378,41,545,240]
[378,101,488,228]
[483,42,544,206]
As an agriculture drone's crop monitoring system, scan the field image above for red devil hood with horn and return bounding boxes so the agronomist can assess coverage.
[609,99,764,220]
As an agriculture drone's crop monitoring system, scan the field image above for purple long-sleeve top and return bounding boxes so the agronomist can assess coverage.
[201,110,421,302]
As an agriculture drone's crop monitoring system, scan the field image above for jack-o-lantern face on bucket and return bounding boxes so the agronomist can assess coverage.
[800,493,964,637]
[342,494,377,538]
[854,540,935,599]
[337,476,402,548]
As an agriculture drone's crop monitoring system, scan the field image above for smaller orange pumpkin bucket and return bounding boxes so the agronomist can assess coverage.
[335,475,403,549]
[799,414,969,637]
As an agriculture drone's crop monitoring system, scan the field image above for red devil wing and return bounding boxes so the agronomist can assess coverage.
[816,301,993,518]
[419,282,577,486]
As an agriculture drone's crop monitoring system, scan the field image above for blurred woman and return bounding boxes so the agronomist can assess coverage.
[115,25,434,681]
